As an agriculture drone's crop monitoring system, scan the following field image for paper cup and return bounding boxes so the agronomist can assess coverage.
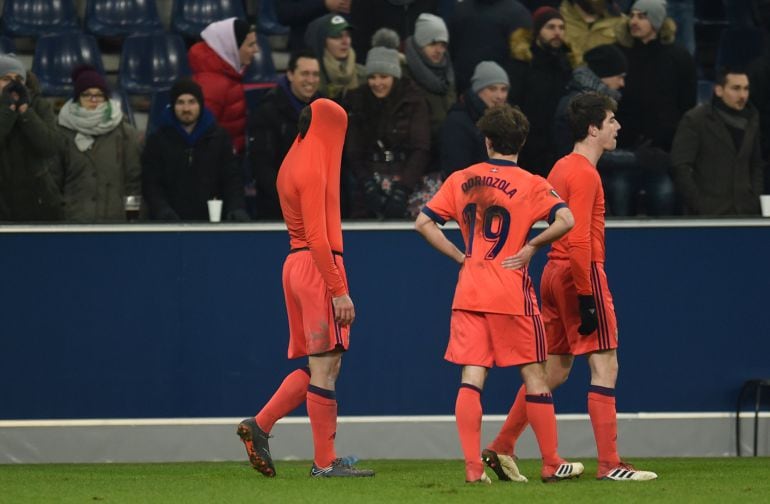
[760,195,770,217]
[207,199,223,222]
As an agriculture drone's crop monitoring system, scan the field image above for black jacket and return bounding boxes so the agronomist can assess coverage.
[439,89,488,177]
[142,108,245,221]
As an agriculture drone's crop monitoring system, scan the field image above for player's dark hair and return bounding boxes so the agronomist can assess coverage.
[567,92,617,142]
[476,104,529,155]
[288,48,318,73]
[298,105,312,138]
[715,66,749,87]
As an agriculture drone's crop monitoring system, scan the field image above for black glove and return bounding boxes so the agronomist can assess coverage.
[383,182,409,219]
[362,177,387,216]
[4,79,28,107]
[577,295,598,336]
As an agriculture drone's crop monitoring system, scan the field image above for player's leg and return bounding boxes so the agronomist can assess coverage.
[456,365,490,484]
[254,367,311,434]
[307,349,343,470]
[519,361,584,482]
[445,310,494,484]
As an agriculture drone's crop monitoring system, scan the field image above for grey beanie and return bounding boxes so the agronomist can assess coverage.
[0,53,26,82]
[471,61,509,93]
[631,0,667,32]
[414,13,449,47]
[365,46,402,78]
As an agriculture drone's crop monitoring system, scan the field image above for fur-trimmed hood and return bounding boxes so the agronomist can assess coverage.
[509,27,580,68]
[615,16,677,47]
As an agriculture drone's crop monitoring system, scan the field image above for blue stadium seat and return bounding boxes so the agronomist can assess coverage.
[696,80,714,105]
[243,33,278,109]
[115,88,137,127]
[0,36,17,54]
[32,33,105,97]
[85,0,164,38]
[0,0,80,38]
[170,0,247,39]
[147,89,171,135]
[119,33,191,95]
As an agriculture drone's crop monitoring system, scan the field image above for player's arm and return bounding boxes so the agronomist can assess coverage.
[415,211,465,265]
[565,173,595,296]
[502,206,574,270]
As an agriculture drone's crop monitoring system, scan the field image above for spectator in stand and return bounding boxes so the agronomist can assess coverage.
[402,13,455,169]
[142,78,248,221]
[188,18,258,156]
[449,0,531,94]
[305,13,366,101]
[671,69,764,216]
[276,0,352,51]
[560,0,625,64]
[0,54,62,221]
[439,61,509,178]
[748,39,770,191]
[506,6,577,176]
[53,66,141,222]
[345,47,430,218]
[249,50,323,219]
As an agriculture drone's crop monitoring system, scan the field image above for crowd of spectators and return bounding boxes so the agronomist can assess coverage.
[0,0,768,223]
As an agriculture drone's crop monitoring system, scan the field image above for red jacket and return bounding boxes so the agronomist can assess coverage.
[188,42,246,154]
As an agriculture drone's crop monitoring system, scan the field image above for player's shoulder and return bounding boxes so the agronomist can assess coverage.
[549,153,598,181]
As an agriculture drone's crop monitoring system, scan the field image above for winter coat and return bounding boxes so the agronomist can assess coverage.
[248,77,319,219]
[506,27,576,175]
[615,18,696,151]
[142,107,246,221]
[188,42,247,154]
[560,0,625,64]
[52,120,141,222]
[304,14,366,101]
[671,100,764,216]
[450,0,531,94]
[438,89,488,177]
[344,78,431,190]
[0,80,63,222]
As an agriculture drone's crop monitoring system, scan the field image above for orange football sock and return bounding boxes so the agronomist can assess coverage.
[487,384,528,455]
[307,385,337,468]
[255,367,310,433]
[456,384,484,481]
[588,386,621,467]
[525,394,562,467]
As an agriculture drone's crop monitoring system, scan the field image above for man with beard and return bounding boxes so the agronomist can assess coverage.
[671,68,764,215]
[142,78,248,221]
[506,6,577,176]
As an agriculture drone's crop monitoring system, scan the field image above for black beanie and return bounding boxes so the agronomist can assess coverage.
[233,18,251,47]
[170,77,204,106]
[583,44,628,78]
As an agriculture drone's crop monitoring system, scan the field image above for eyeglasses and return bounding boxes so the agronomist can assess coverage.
[80,92,106,101]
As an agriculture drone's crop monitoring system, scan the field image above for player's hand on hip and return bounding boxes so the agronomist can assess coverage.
[332,294,355,326]
[501,244,536,270]
[577,295,598,335]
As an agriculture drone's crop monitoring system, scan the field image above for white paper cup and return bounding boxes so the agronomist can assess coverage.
[760,195,770,217]
[207,199,223,222]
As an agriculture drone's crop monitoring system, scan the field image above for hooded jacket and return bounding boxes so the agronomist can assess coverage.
[188,18,247,154]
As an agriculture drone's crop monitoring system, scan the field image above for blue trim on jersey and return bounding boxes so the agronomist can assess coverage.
[589,385,616,397]
[308,384,336,400]
[485,158,518,167]
[525,394,554,404]
[421,205,446,225]
[548,202,568,224]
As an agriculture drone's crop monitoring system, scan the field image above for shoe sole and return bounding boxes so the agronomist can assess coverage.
[237,423,276,477]
[481,449,527,482]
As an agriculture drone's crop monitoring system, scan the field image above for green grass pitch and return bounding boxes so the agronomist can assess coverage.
[1,458,768,503]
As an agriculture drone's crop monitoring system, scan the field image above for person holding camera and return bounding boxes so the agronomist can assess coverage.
[0,54,63,221]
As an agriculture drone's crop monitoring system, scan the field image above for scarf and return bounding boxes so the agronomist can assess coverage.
[713,96,750,130]
[58,99,124,152]
[404,36,454,95]
[323,48,359,98]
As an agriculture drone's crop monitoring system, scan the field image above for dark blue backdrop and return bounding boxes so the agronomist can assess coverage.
[1,223,769,419]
